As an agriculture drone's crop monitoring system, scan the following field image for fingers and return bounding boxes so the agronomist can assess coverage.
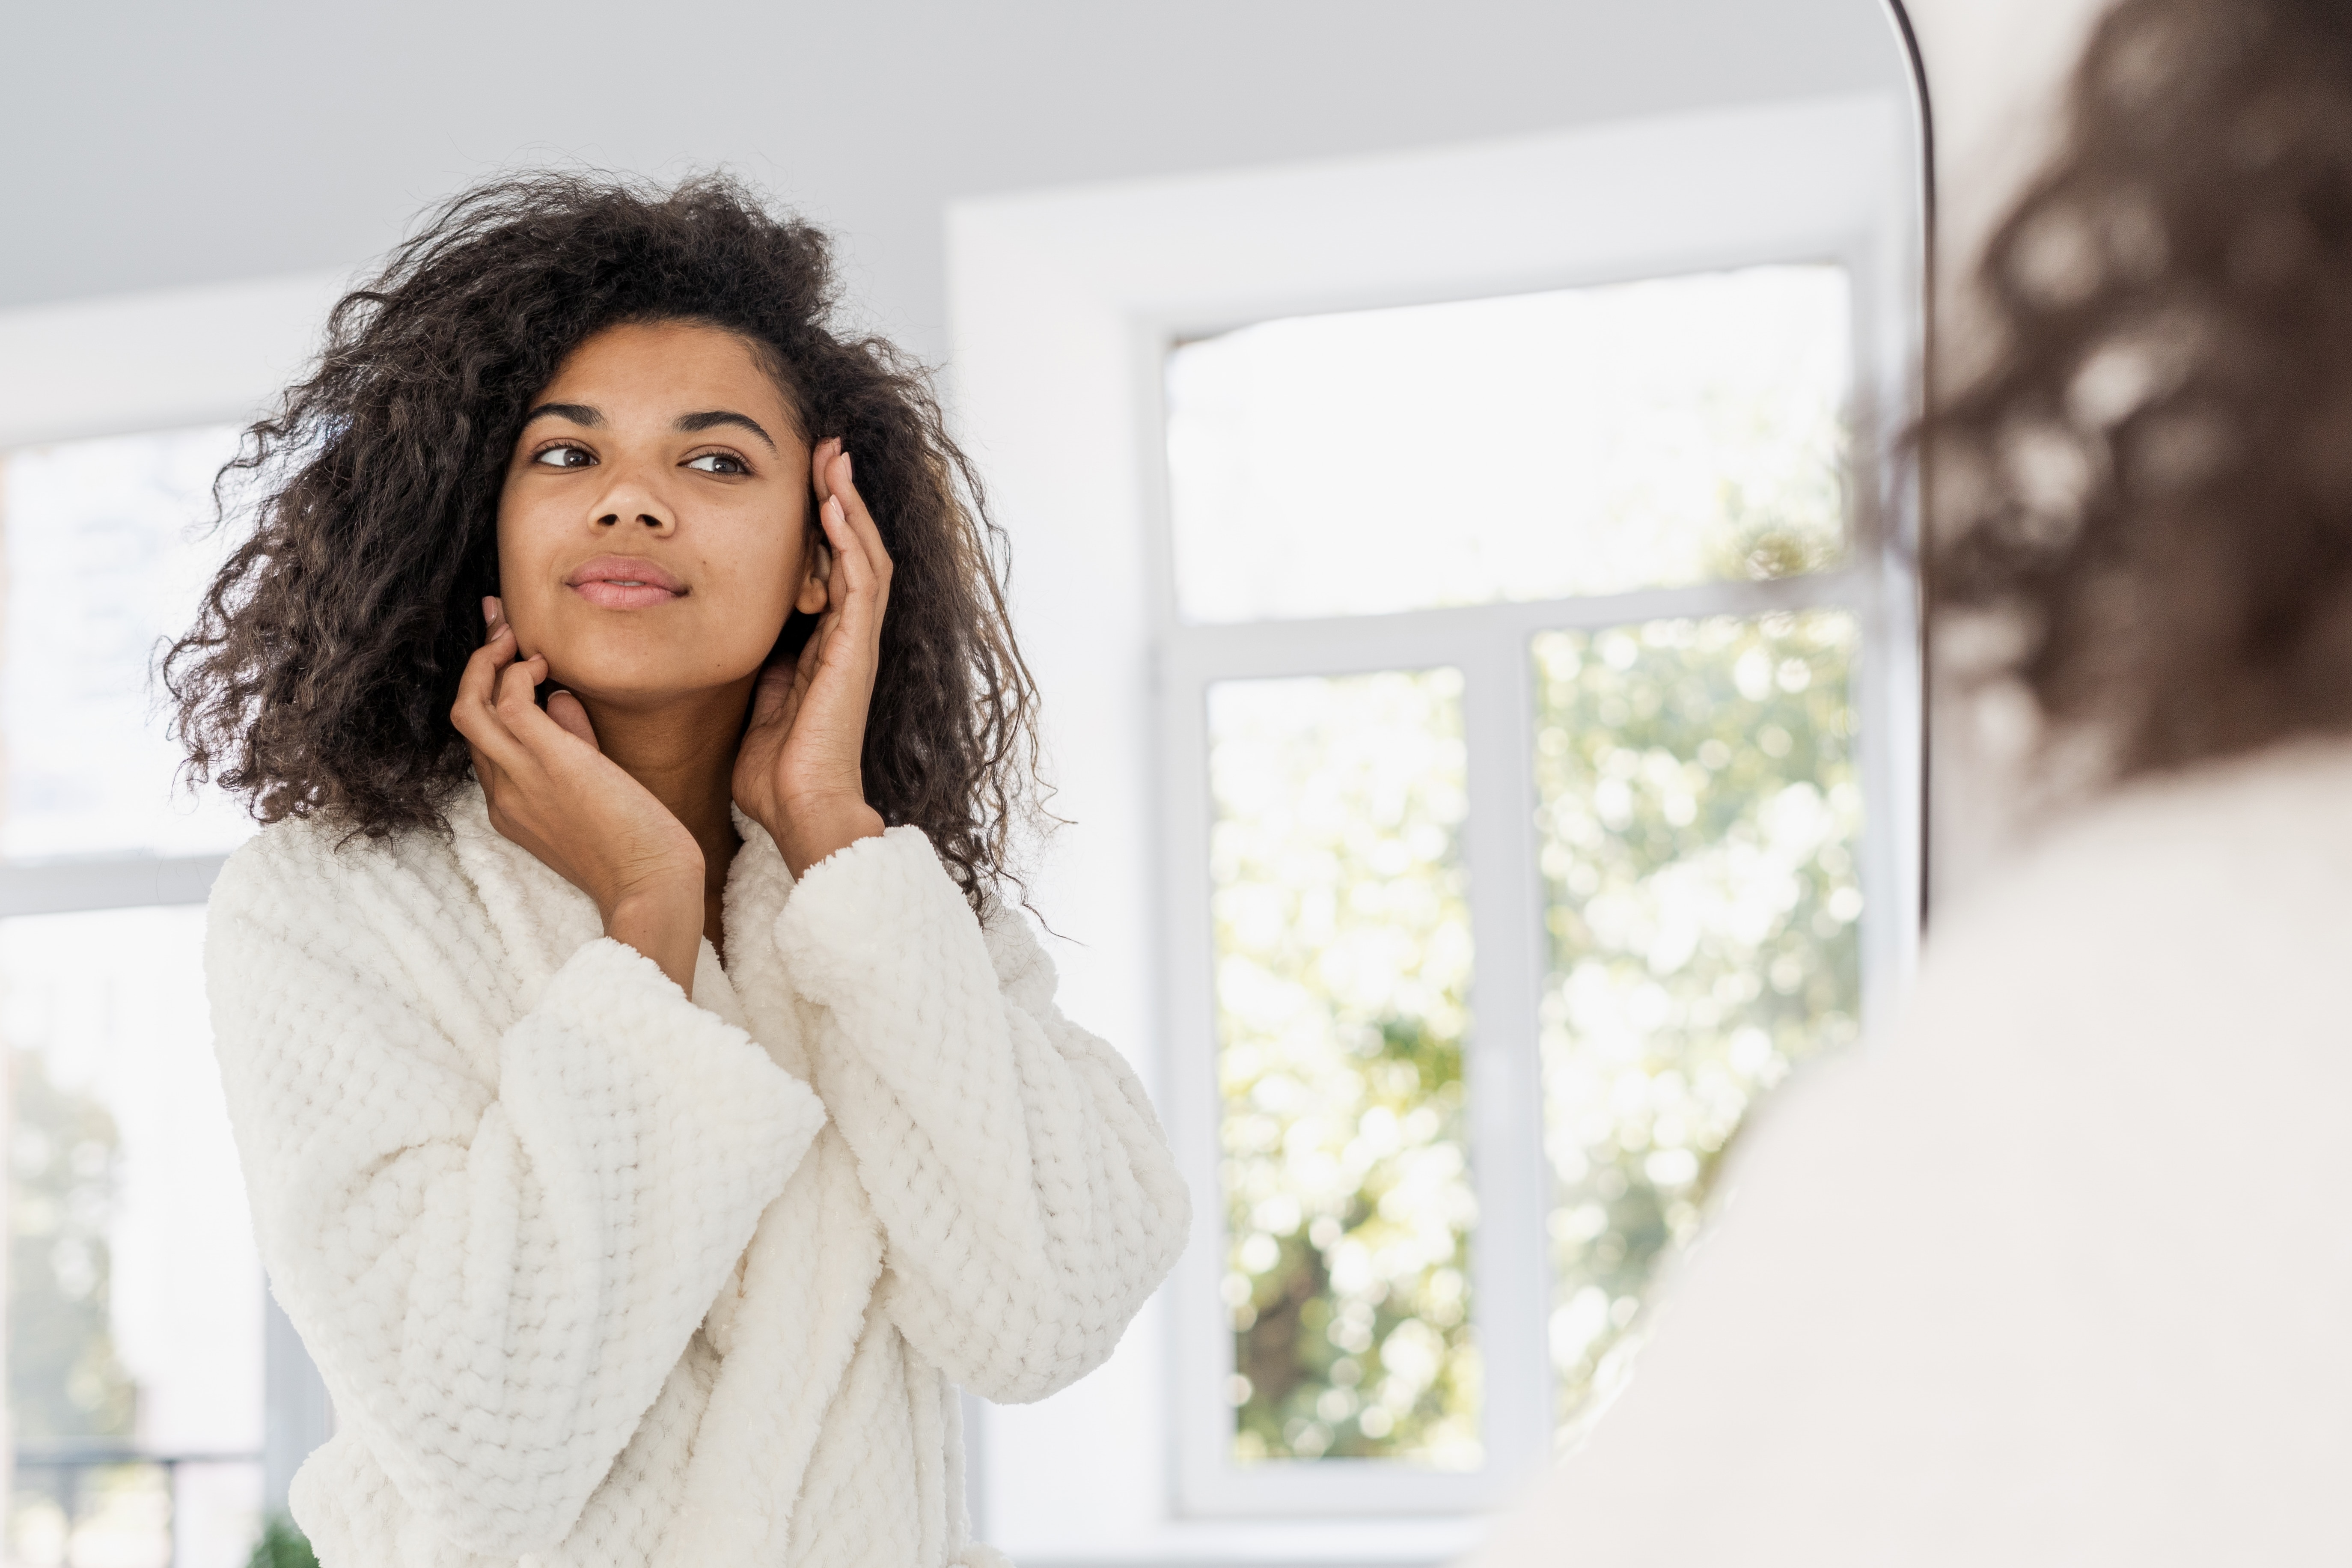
[794,614,828,687]
[546,689,600,748]
[452,598,531,769]
[458,597,516,696]
[745,659,799,732]
[814,498,879,651]
[454,595,595,777]
[817,480,892,636]
[494,646,556,737]
[823,449,893,596]
[810,437,844,505]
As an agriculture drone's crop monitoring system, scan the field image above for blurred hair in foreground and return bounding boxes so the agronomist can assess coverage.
[1466,2,2352,1563]
[1927,0,2352,781]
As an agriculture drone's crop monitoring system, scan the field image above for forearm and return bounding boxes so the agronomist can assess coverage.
[760,794,886,881]
[215,904,825,1551]
[779,827,1190,1395]
[817,1021,1187,1399]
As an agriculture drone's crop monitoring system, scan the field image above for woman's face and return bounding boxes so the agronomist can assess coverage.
[496,319,824,710]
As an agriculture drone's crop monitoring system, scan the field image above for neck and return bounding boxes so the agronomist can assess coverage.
[576,678,753,899]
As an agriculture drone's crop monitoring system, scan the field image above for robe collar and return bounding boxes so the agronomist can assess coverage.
[440,776,809,1070]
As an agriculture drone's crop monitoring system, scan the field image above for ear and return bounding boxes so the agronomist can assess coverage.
[794,542,831,615]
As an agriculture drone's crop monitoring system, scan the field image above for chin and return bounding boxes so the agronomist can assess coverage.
[541,649,757,708]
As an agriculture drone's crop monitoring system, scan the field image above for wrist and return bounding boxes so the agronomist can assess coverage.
[602,882,703,992]
[598,852,701,924]
[769,797,887,880]
[603,878,698,923]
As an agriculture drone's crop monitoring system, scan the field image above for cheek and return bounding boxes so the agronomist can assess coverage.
[493,486,566,634]
[694,526,805,659]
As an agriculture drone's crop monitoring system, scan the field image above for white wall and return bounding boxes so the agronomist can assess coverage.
[0,272,348,450]
[0,1,1904,366]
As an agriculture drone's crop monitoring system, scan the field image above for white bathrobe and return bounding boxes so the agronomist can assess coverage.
[1466,740,2352,1565]
[205,781,1189,1568]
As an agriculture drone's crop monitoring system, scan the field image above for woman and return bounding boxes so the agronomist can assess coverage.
[180,175,1189,1568]
[1471,0,2352,1561]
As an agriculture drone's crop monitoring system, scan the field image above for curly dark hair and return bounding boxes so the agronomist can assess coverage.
[1926,0,2352,779]
[167,172,1042,907]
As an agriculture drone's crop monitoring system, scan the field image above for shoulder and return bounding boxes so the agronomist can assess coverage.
[1917,738,2352,1031]
[1543,746,2352,1558]
[1693,739,2352,1276]
[210,809,476,950]
[976,891,1057,1011]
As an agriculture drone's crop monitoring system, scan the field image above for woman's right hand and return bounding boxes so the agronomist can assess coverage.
[450,596,705,991]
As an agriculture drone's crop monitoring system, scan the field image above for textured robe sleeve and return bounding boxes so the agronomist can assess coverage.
[205,832,827,1557]
[776,826,1191,1404]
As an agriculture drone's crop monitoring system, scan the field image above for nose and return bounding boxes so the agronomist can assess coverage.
[586,453,677,533]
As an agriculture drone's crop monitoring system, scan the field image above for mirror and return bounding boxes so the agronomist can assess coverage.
[0,4,1926,1563]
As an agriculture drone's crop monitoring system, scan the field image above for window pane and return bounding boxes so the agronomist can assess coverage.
[1208,670,1480,1467]
[5,907,264,1567]
[1531,613,1862,1431]
[1165,265,1850,624]
[0,427,254,862]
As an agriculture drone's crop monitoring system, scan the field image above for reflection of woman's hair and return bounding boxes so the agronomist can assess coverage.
[1927,0,2352,778]
[167,173,1040,907]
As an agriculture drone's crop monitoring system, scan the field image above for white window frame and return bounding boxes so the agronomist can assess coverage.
[0,269,351,1517]
[949,87,1922,1556]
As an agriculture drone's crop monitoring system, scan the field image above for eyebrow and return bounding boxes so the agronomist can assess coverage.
[521,402,602,428]
[674,409,778,451]
[516,404,778,454]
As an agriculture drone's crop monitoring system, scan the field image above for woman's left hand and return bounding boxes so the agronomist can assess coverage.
[734,439,891,879]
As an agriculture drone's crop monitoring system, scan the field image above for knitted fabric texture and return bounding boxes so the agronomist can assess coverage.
[206,782,1189,1567]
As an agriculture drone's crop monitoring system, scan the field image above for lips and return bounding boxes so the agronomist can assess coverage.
[565,554,686,610]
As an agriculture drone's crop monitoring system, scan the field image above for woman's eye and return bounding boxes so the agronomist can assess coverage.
[684,451,749,476]
[532,444,595,469]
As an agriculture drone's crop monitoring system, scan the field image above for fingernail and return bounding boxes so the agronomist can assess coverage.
[840,451,853,485]
[482,595,500,628]
[825,494,845,526]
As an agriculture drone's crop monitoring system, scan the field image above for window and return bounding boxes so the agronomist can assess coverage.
[0,425,268,1568]
[1528,609,1862,1426]
[1156,262,1910,1515]
[1206,668,1479,1468]
[1162,268,1852,621]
